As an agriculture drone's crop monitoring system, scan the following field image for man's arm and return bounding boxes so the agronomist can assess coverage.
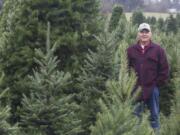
[127,48,132,69]
[156,48,169,86]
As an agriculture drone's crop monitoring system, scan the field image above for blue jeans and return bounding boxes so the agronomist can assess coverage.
[134,87,160,129]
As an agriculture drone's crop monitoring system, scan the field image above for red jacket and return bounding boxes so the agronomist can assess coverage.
[127,41,169,101]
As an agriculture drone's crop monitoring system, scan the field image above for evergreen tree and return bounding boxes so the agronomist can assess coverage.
[108,4,124,32]
[90,41,152,135]
[157,17,165,31]
[165,14,177,34]
[160,75,180,135]
[77,20,123,135]
[153,32,180,116]
[112,14,127,42]
[0,73,19,135]
[0,0,100,123]
[19,23,82,135]
[146,16,156,25]
[123,23,137,45]
[131,10,145,26]
[150,16,157,25]
[176,13,180,30]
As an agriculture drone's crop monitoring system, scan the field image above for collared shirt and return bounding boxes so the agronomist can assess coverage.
[127,41,169,101]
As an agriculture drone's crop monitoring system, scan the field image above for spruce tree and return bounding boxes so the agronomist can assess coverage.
[108,4,124,32]
[19,23,82,135]
[0,0,100,123]
[147,16,156,25]
[153,32,180,116]
[0,74,19,135]
[150,24,180,135]
[131,10,145,26]
[157,17,165,31]
[160,76,180,135]
[77,20,123,134]
[176,13,180,30]
[123,23,137,45]
[165,14,177,34]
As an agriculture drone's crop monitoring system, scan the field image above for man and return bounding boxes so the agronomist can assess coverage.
[127,23,169,133]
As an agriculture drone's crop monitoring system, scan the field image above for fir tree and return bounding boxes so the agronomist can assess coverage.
[77,20,123,134]
[146,16,156,25]
[153,32,180,116]
[0,0,100,123]
[176,13,180,29]
[165,14,177,34]
[108,4,124,32]
[123,23,137,45]
[148,25,180,135]
[157,17,165,31]
[19,23,82,135]
[160,76,180,135]
[131,10,145,26]
[0,73,19,135]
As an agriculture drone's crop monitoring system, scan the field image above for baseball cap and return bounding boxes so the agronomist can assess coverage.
[138,23,151,32]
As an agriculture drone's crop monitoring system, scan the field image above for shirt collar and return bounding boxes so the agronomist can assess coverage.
[134,40,153,51]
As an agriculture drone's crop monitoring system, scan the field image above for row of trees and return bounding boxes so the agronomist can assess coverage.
[101,0,144,13]
[101,0,180,12]
[131,10,180,34]
[0,1,179,135]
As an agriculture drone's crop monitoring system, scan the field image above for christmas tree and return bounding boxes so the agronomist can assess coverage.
[19,23,82,135]
[77,19,123,134]
[0,73,19,135]
[0,0,100,124]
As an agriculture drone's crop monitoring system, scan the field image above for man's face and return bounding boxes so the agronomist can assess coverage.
[138,29,152,42]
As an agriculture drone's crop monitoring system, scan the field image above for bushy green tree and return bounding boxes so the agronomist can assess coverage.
[131,10,145,26]
[165,14,177,34]
[123,22,137,45]
[146,16,157,29]
[0,74,19,135]
[157,17,165,31]
[176,13,180,30]
[19,23,82,135]
[108,4,124,32]
[153,32,180,116]
[150,16,157,25]
[160,76,180,135]
[0,0,100,123]
[77,20,123,135]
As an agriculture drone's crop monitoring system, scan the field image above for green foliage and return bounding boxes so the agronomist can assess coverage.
[153,31,180,116]
[0,74,19,135]
[0,0,180,134]
[123,23,137,45]
[160,77,180,135]
[146,16,157,27]
[131,10,145,25]
[77,20,123,134]
[19,23,82,135]
[108,4,124,32]
[0,108,19,135]
[156,18,165,31]
[176,13,180,30]
[0,0,100,124]
[165,14,177,34]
